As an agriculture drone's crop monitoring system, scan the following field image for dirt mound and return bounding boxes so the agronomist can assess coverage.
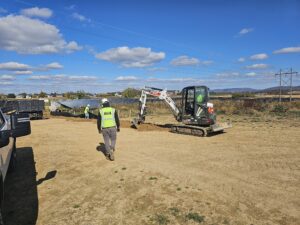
[121,120,169,132]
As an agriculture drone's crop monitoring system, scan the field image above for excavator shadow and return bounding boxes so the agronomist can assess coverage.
[156,124,173,129]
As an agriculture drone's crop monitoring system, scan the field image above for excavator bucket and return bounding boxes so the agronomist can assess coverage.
[210,121,232,132]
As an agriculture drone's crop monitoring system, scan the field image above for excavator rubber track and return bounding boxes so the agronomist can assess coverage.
[170,122,232,137]
[171,124,208,137]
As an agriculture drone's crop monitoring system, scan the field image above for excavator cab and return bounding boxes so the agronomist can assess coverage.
[181,86,216,126]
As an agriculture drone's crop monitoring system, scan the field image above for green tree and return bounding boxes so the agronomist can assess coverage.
[19,92,27,98]
[122,88,141,98]
[75,90,88,99]
[38,91,47,98]
[7,93,16,98]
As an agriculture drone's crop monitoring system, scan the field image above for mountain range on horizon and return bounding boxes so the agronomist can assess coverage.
[211,86,300,93]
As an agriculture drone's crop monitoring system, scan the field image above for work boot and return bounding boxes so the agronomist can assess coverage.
[109,151,115,161]
[105,152,110,160]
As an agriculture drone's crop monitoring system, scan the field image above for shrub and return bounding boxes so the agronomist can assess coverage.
[122,88,141,98]
[232,93,255,99]
[185,212,205,223]
[272,104,288,113]
[7,93,16,98]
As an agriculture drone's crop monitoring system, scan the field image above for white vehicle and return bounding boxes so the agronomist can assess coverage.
[0,109,31,224]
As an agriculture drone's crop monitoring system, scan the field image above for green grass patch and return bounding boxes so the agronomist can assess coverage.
[185,212,205,223]
[223,218,230,224]
[73,204,80,208]
[169,207,180,217]
[151,214,170,225]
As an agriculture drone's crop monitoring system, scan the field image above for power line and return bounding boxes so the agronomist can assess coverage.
[275,68,298,102]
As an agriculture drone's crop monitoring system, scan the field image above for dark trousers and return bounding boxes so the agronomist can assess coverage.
[102,127,117,155]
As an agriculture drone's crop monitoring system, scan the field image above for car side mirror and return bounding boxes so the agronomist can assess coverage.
[0,130,10,148]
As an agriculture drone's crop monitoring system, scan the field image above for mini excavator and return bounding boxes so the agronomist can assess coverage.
[131,86,231,137]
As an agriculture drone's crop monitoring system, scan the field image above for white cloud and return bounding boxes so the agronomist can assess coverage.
[28,74,97,81]
[65,41,82,52]
[238,57,245,62]
[29,75,50,80]
[146,67,167,72]
[45,62,63,70]
[0,15,82,54]
[239,28,254,35]
[250,53,268,60]
[95,46,165,68]
[21,7,53,18]
[115,76,138,81]
[14,70,33,75]
[0,81,13,85]
[72,12,91,22]
[0,75,15,80]
[146,77,202,83]
[68,76,97,81]
[30,75,52,80]
[0,62,30,70]
[170,56,199,66]
[52,74,67,79]
[170,56,212,66]
[66,5,76,10]
[246,72,257,76]
[245,64,269,69]
[216,72,240,78]
[273,46,300,54]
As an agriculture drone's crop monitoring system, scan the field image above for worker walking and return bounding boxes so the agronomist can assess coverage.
[97,98,120,161]
[84,104,90,119]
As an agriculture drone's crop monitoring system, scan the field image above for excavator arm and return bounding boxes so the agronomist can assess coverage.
[131,87,181,128]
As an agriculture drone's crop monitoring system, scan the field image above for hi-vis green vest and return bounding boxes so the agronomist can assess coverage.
[99,107,116,128]
[196,94,204,104]
[84,106,89,114]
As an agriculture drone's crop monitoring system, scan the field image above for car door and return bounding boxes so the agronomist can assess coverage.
[0,111,13,180]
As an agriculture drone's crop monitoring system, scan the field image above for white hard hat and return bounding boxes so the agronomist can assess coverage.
[87,104,90,107]
[101,98,109,104]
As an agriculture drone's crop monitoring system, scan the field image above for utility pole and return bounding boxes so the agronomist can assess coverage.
[290,68,293,102]
[275,68,298,103]
[275,69,282,103]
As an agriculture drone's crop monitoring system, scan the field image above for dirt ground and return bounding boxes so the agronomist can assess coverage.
[3,115,300,225]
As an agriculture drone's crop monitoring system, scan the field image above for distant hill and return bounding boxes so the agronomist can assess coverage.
[212,86,300,94]
[259,86,300,92]
[212,88,257,93]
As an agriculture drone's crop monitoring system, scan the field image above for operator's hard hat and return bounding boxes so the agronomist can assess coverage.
[87,104,90,107]
[101,98,109,104]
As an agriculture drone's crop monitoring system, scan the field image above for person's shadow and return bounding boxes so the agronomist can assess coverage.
[96,143,108,158]
[37,170,57,185]
[3,147,57,225]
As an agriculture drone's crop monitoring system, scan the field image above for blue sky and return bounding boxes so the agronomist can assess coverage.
[0,0,300,94]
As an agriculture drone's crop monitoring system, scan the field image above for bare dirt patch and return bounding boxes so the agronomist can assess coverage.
[3,116,300,225]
